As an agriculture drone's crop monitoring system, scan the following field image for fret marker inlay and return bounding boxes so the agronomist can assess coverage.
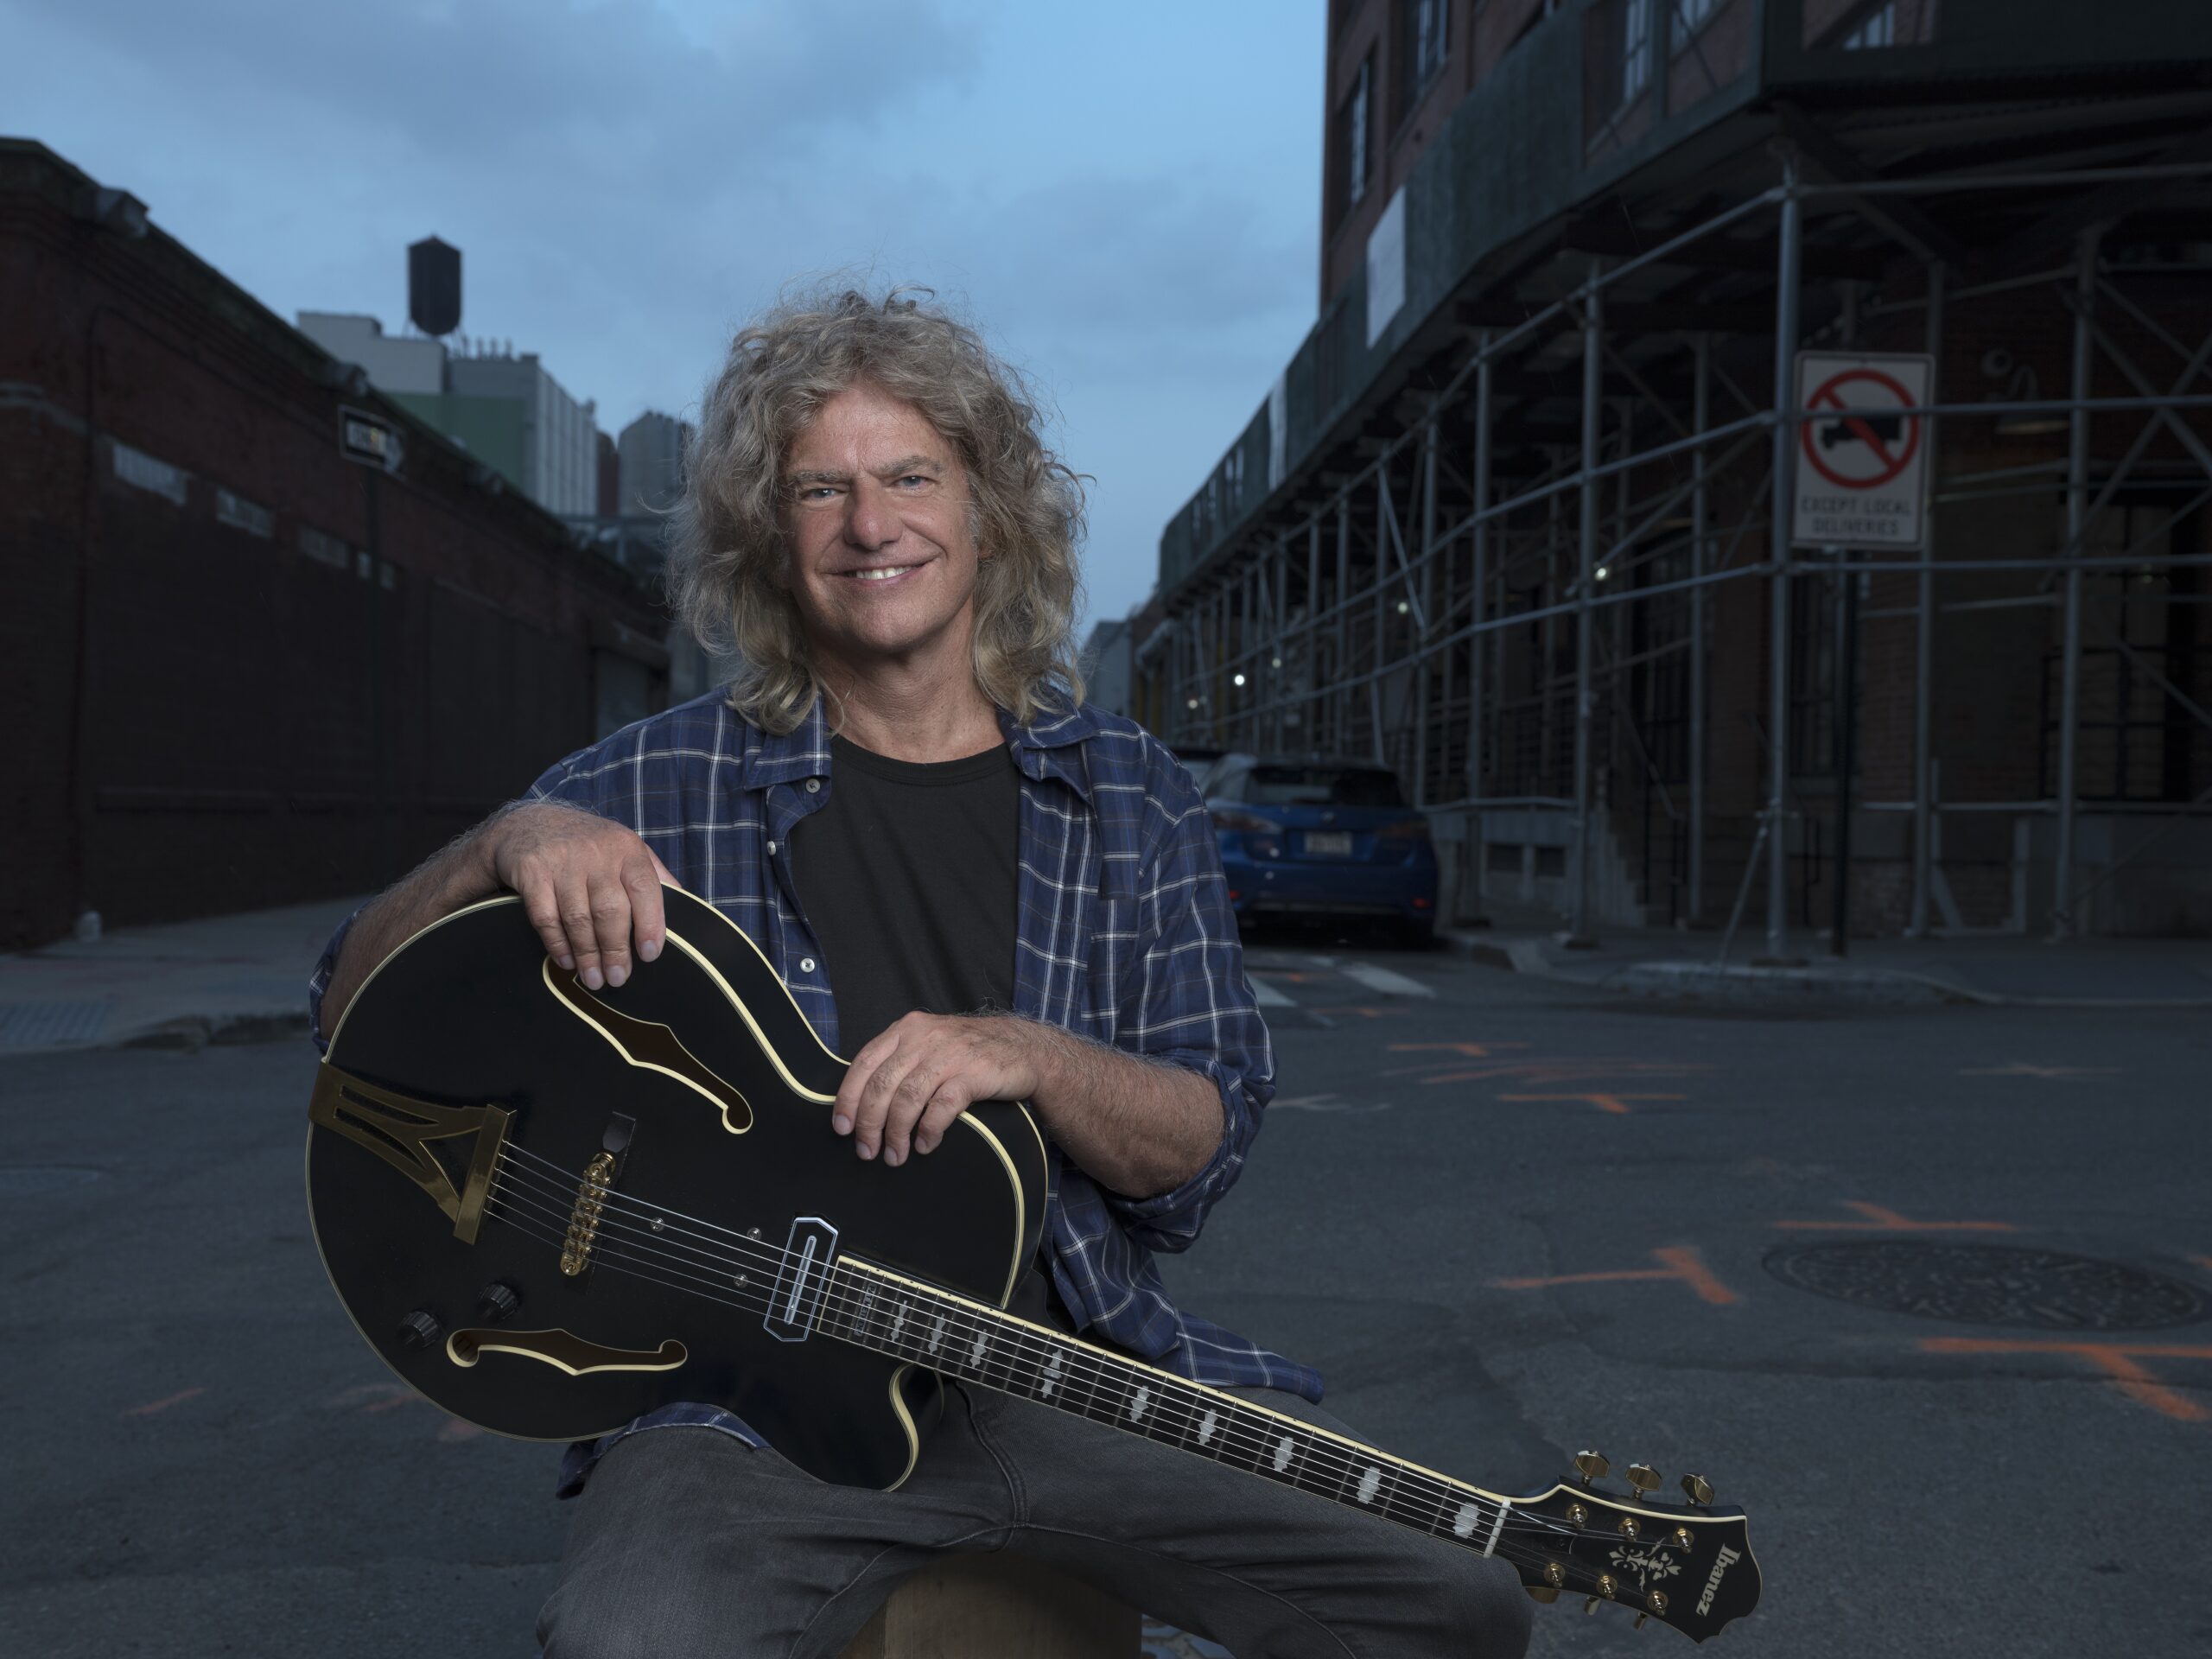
[889,1301,906,1340]
[1198,1409,1218,1445]
[1452,1503,1479,1538]
[1272,1435,1295,1473]
[1357,1467,1382,1504]
[969,1332,988,1369]
[1040,1350,1064,1398]
[1128,1385,1151,1422]
[928,1315,944,1354]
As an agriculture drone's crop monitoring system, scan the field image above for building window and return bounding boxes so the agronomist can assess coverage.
[1670,0,1720,49]
[1620,0,1654,105]
[1396,0,1451,121]
[111,440,188,505]
[214,487,273,539]
[1841,2,1896,48]
[297,525,353,570]
[1337,55,1374,221]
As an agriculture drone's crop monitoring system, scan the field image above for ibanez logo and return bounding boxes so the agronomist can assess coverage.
[1695,1545,1743,1616]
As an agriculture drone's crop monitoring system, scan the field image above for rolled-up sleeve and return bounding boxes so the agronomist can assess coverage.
[1104,763,1275,1253]
[305,904,369,1055]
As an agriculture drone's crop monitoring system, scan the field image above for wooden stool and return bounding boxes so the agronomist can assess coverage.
[836,1554,1141,1659]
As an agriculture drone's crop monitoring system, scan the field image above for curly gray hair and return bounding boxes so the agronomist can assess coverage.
[668,287,1086,733]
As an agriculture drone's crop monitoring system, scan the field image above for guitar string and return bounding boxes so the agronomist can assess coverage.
[476,1161,1582,1558]
[479,1155,1577,1550]
[475,1185,1593,1574]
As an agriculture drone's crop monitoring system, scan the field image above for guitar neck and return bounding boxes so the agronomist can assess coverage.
[822,1256,1516,1556]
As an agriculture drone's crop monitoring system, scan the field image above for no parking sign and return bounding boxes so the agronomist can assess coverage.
[1791,353,1932,550]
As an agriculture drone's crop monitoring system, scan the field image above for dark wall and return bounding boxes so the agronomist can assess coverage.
[0,141,669,949]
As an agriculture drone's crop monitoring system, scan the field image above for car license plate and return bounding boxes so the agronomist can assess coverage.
[1303,831,1353,856]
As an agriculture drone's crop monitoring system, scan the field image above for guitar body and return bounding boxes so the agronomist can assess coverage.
[308,887,1048,1490]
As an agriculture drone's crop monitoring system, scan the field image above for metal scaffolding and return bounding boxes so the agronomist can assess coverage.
[1154,156,2212,954]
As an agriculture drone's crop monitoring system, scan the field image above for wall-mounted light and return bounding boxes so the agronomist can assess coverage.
[1595,564,1611,582]
[1232,672,1248,687]
[1395,599,1410,614]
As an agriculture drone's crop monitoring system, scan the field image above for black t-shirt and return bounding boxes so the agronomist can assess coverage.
[791,733,1071,1332]
[791,734,1020,1051]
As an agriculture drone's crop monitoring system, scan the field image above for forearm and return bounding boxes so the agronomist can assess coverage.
[1024,1022,1225,1200]
[315,827,499,1042]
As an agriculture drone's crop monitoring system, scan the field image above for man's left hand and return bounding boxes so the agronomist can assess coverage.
[833,1013,1059,1166]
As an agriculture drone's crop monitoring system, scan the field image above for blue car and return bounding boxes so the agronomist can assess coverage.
[1202,754,1438,944]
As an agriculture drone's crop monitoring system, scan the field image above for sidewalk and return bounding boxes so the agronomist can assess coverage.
[1445,921,2212,1009]
[0,896,364,1057]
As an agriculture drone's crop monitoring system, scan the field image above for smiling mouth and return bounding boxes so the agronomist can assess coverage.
[843,561,926,582]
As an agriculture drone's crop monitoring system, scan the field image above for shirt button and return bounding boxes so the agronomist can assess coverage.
[799,957,817,973]
[804,779,822,793]
[766,840,778,855]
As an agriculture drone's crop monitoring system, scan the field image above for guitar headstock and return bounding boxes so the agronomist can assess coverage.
[1503,1452,1759,1643]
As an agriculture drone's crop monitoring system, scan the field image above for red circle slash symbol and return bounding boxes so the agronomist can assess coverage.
[1801,368,1921,490]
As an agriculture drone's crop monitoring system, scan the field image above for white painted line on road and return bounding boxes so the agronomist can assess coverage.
[1249,978,1295,1007]
[1341,963,1435,999]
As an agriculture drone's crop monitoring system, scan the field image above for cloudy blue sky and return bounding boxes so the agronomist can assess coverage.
[5,0,1325,629]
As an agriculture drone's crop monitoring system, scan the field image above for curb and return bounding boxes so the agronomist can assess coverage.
[1441,930,2212,1010]
[120,1009,312,1052]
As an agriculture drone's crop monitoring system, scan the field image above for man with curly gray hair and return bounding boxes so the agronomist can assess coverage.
[308,289,1530,1658]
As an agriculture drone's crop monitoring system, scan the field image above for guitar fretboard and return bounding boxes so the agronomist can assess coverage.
[821,1257,1510,1555]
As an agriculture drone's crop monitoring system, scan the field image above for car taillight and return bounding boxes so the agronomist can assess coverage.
[1376,817,1431,840]
[1210,808,1279,834]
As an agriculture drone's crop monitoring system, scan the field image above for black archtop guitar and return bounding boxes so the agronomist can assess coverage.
[305,887,1761,1642]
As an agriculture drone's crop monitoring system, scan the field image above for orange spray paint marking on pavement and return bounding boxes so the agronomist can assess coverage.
[123,1387,206,1418]
[1774,1201,2013,1233]
[1418,1061,1711,1087]
[1493,1246,1739,1306]
[1389,1041,1530,1058]
[2189,1255,2212,1274]
[1497,1091,1683,1116]
[1920,1338,2212,1423]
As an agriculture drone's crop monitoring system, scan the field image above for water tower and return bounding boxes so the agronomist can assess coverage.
[408,236,461,338]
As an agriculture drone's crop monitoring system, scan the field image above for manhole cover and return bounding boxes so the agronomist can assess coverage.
[0,1166,105,1196]
[1764,1242,2208,1331]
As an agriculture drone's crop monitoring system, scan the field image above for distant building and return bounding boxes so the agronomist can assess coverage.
[296,311,444,395]
[618,410,692,518]
[295,312,598,518]
[1082,616,1135,719]
[595,429,619,518]
[443,349,598,518]
[2,140,670,949]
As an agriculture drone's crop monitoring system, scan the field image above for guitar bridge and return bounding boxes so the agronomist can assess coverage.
[559,1152,617,1276]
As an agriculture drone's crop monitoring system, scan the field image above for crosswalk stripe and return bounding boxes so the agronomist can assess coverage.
[1249,977,1294,1007]
[1340,963,1435,999]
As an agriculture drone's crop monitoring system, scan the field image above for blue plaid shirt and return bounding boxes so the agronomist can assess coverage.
[308,689,1322,1492]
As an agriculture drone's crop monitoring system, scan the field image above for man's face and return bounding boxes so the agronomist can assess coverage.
[780,379,982,675]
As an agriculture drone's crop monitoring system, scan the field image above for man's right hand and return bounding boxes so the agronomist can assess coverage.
[484,803,677,991]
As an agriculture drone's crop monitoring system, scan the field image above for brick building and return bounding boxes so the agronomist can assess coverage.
[1153,1,2212,944]
[0,139,671,950]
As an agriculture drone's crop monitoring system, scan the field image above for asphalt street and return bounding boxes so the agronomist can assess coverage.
[3,939,2208,1657]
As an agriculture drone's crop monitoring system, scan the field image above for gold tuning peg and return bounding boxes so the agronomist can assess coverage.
[1634,1613,1649,1630]
[1625,1464,1661,1498]
[1573,1449,1611,1485]
[1584,1596,1603,1616]
[1680,1472,1714,1506]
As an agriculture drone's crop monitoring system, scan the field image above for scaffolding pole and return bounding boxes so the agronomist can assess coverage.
[1910,261,1945,938]
[2053,227,2101,939]
[1468,334,1493,919]
[1690,332,1710,925]
[1572,272,1603,942]
[1764,154,1802,964]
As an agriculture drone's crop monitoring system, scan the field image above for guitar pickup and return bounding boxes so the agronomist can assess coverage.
[763,1217,839,1344]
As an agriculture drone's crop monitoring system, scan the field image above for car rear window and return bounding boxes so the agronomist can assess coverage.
[1243,765,1407,807]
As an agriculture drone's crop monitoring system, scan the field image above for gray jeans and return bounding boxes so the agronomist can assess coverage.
[537,1383,1535,1659]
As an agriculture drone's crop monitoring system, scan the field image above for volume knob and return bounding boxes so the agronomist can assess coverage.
[474,1281,523,1323]
[396,1309,442,1351]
